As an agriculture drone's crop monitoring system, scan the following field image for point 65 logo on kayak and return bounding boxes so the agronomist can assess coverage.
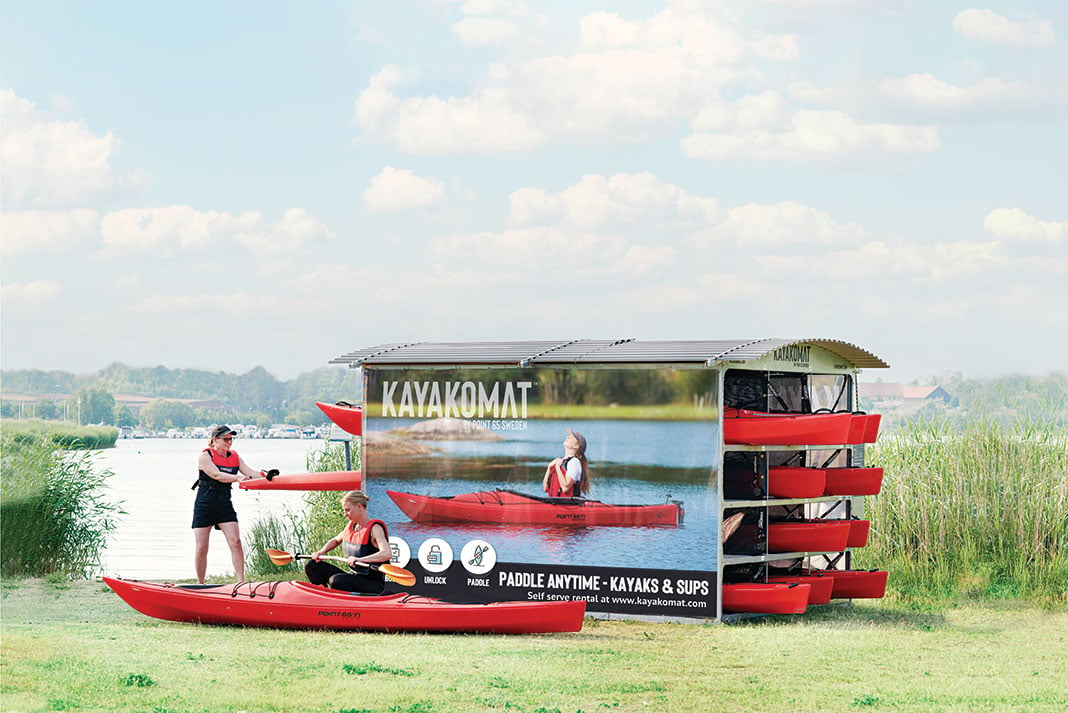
[380,380,533,419]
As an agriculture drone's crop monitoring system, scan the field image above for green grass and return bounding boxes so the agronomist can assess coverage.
[2,579,1066,712]
[859,419,1068,604]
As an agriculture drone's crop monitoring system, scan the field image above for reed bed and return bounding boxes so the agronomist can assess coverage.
[859,418,1068,603]
[1,418,118,450]
[0,431,122,578]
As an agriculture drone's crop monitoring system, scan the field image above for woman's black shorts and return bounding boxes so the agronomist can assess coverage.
[192,482,238,528]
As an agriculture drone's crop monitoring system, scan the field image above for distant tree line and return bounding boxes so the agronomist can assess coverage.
[0,363,363,428]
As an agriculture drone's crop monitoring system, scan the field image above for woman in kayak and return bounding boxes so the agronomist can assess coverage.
[305,490,392,594]
[192,425,263,584]
[542,428,591,498]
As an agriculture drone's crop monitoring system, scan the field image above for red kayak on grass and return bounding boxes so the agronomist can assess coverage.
[722,582,810,614]
[822,467,884,496]
[767,521,851,553]
[316,401,363,437]
[387,489,683,527]
[767,466,826,499]
[239,470,362,491]
[723,409,854,446]
[103,577,585,633]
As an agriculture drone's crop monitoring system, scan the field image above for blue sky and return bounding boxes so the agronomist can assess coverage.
[2,1,1065,383]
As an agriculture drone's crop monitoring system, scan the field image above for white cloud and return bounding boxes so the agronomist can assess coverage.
[682,104,940,163]
[509,172,720,230]
[355,5,797,153]
[692,201,867,249]
[953,9,1056,48]
[99,205,333,257]
[363,167,446,212]
[234,207,336,258]
[0,88,146,208]
[451,0,539,48]
[1,280,61,304]
[790,74,1040,121]
[983,208,1066,247]
[126,291,282,316]
[1,209,99,255]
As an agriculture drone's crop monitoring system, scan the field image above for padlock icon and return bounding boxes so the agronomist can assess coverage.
[389,543,400,562]
[427,544,442,565]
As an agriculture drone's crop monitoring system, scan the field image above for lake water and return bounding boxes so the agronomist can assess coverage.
[98,420,723,581]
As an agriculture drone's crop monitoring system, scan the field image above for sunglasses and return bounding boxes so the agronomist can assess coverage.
[220,436,234,442]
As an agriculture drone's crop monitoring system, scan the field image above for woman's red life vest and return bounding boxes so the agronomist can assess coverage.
[341,519,388,560]
[195,448,240,489]
[545,457,579,498]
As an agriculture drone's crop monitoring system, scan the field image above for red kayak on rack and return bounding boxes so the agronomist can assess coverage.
[103,577,585,633]
[822,467,884,496]
[767,466,826,499]
[388,489,683,527]
[789,519,870,548]
[240,470,362,491]
[803,569,888,599]
[722,583,810,614]
[767,521,851,553]
[723,409,854,446]
[316,401,363,437]
[766,573,834,606]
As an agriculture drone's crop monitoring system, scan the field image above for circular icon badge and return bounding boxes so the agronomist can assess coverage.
[387,536,411,567]
[417,537,453,573]
[460,539,497,575]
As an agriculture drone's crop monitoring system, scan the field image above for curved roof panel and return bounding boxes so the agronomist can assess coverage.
[331,339,889,369]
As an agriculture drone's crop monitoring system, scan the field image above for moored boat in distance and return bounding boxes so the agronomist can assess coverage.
[387,489,684,527]
[104,577,585,633]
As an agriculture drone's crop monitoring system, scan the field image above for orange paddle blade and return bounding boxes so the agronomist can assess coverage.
[266,548,295,565]
[379,563,416,587]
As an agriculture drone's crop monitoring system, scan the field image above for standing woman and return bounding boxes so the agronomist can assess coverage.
[192,425,261,583]
[542,428,591,498]
[306,490,392,593]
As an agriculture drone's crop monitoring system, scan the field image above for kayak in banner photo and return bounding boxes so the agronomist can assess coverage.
[387,489,684,527]
[103,577,585,633]
[239,470,362,491]
[316,401,363,437]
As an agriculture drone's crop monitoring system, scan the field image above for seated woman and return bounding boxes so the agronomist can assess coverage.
[542,428,591,498]
[305,490,391,593]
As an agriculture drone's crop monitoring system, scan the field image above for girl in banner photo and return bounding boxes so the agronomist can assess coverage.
[542,428,591,498]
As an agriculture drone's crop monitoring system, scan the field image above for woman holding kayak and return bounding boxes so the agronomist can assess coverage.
[305,490,392,594]
[192,425,263,584]
[542,428,591,498]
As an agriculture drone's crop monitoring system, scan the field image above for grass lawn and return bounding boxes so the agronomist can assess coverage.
[2,579,1066,713]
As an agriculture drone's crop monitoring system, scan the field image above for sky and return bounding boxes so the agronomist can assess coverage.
[1,0,1065,385]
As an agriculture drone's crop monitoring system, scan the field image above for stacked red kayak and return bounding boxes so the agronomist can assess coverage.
[723,409,881,445]
[722,582,810,614]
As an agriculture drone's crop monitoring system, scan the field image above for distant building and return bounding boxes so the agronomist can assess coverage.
[859,383,958,407]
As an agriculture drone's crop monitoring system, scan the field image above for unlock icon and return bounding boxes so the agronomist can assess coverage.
[427,544,442,565]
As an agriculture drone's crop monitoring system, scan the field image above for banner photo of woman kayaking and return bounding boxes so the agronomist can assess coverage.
[360,365,721,618]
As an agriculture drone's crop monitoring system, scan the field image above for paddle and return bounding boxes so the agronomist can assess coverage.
[265,548,416,587]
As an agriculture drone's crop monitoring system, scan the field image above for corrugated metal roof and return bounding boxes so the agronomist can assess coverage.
[331,339,889,369]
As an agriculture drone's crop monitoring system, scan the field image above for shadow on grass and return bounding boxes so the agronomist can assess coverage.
[729,601,948,630]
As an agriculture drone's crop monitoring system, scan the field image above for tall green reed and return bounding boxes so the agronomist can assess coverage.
[2,419,119,450]
[1,431,123,578]
[857,418,1068,602]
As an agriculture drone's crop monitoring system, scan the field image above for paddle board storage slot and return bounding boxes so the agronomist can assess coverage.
[719,367,887,618]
